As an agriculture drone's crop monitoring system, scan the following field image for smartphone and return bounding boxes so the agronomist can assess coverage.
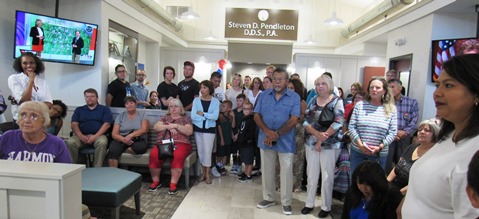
[363,142,375,152]
[272,141,277,145]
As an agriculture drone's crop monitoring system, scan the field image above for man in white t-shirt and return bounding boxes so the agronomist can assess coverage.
[211,71,224,102]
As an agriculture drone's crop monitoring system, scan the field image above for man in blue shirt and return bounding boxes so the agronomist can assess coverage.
[385,79,419,174]
[254,68,301,215]
[66,88,113,167]
[131,69,149,108]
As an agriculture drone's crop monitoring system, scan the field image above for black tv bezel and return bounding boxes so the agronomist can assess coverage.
[14,10,99,66]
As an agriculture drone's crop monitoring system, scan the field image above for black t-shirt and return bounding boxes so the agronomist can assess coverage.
[107,79,131,107]
[177,79,199,108]
[392,143,419,189]
[156,81,178,110]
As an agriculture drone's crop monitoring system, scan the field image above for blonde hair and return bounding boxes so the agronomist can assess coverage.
[18,101,51,129]
[231,73,243,88]
[366,76,396,118]
[166,99,186,116]
[314,75,334,95]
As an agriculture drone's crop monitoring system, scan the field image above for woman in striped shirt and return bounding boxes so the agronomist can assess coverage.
[348,76,397,174]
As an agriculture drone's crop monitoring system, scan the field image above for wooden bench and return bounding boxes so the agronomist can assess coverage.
[110,108,198,188]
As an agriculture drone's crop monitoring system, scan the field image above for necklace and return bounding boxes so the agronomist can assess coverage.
[24,140,41,156]
[362,197,369,209]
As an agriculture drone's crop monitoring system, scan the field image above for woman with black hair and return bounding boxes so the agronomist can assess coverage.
[8,52,52,125]
[341,160,402,219]
[401,54,479,218]
[46,100,68,136]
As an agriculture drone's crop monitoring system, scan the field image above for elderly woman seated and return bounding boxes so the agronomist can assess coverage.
[149,99,193,195]
[107,96,149,167]
[387,119,440,195]
[0,101,71,162]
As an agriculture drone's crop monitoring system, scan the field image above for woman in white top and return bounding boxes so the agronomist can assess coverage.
[401,54,479,219]
[246,77,263,106]
[8,52,52,123]
[224,73,243,109]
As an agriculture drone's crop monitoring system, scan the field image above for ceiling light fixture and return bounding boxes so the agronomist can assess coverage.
[180,10,200,20]
[324,0,343,26]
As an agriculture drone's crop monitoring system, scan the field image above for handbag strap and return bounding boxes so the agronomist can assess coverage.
[161,129,173,140]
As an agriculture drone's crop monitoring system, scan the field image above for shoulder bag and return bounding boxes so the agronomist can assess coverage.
[317,97,338,128]
[157,129,175,159]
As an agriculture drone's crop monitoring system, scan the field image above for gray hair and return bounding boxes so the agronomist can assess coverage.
[17,101,51,129]
[418,119,441,143]
[166,99,186,116]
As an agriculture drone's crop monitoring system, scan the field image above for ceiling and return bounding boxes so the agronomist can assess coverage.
[144,0,477,50]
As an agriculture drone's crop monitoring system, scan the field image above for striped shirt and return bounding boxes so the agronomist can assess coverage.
[348,101,397,157]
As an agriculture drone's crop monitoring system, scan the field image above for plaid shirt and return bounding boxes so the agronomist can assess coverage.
[395,95,419,135]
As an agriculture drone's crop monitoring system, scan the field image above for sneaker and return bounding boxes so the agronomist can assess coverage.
[256,200,275,209]
[230,165,239,174]
[252,170,262,177]
[148,181,161,192]
[218,166,227,175]
[282,205,293,215]
[211,166,221,177]
[237,165,242,174]
[238,174,253,182]
[168,188,177,195]
[238,172,246,179]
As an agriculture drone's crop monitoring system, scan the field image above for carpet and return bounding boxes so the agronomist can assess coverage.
[89,170,193,219]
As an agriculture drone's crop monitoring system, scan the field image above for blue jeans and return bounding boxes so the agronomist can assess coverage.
[349,149,386,183]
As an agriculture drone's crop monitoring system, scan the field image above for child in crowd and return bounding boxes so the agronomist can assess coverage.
[467,150,479,217]
[216,100,235,175]
[231,94,246,174]
[237,101,256,182]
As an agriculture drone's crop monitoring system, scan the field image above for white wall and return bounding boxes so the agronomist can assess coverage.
[386,12,477,121]
[294,54,387,92]
[0,0,103,121]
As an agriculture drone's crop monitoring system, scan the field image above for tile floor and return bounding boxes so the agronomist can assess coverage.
[171,171,343,219]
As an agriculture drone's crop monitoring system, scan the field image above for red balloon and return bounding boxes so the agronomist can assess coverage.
[218,59,227,70]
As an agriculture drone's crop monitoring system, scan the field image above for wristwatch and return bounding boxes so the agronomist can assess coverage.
[275,130,280,136]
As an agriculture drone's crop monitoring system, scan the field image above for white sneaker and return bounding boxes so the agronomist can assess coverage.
[230,165,238,174]
[211,166,221,177]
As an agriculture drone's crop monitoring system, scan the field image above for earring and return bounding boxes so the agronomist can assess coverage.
[476,102,478,107]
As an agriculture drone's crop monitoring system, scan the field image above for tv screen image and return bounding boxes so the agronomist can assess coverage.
[14,10,98,66]
[431,38,479,82]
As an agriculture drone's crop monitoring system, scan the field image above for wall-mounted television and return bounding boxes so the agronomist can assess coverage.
[431,37,479,82]
[14,10,98,66]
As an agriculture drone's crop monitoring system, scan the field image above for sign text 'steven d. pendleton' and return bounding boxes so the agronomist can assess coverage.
[225,8,298,41]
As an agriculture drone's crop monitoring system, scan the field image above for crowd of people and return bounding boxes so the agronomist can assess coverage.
[1,52,479,219]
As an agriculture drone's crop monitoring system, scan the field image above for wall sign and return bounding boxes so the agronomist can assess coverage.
[225,8,298,41]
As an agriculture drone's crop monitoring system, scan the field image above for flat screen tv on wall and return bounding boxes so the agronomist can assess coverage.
[14,10,98,66]
[431,37,479,82]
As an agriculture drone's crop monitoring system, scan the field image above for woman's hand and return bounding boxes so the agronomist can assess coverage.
[169,126,178,135]
[196,111,204,116]
[122,134,134,146]
[220,139,225,146]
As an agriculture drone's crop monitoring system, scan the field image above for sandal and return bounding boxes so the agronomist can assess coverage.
[197,173,205,182]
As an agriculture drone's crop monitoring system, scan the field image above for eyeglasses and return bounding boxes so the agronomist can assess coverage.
[19,112,41,121]
[137,74,146,77]
[273,77,286,82]
[84,95,96,99]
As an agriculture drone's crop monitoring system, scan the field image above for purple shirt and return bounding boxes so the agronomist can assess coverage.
[0,130,72,163]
